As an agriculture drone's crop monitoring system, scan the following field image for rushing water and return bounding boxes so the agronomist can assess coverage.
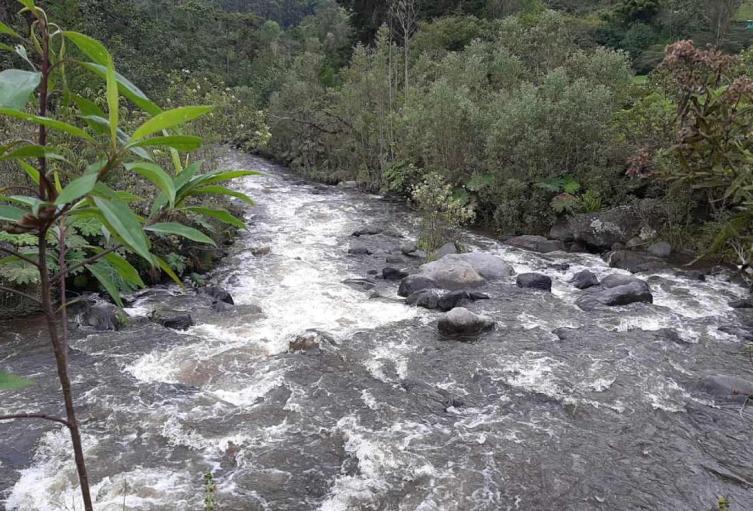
[2,150,753,510]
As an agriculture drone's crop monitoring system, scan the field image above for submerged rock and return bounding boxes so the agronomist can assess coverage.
[343,278,376,291]
[398,275,437,297]
[698,375,753,403]
[438,307,495,337]
[729,298,753,309]
[288,331,333,353]
[152,310,194,331]
[406,289,443,309]
[516,273,552,291]
[351,225,383,237]
[348,246,373,256]
[382,267,409,281]
[571,270,599,290]
[505,235,564,254]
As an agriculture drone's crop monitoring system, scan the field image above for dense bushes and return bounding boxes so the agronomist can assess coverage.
[267,10,635,234]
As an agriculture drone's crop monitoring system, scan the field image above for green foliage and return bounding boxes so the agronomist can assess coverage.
[204,472,217,511]
[0,370,33,390]
[412,172,475,254]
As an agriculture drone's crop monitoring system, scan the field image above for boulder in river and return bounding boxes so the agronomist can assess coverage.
[348,246,373,256]
[343,278,376,292]
[607,250,668,273]
[383,267,409,281]
[729,298,753,309]
[406,289,443,309]
[419,258,485,290]
[400,241,418,255]
[516,273,552,291]
[288,331,332,353]
[407,289,489,311]
[571,270,599,290]
[435,242,460,258]
[81,300,124,331]
[398,275,437,297]
[386,255,405,264]
[505,235,565,254]
[203,286,234,305]
[549,220,574,242]
[576,279,653,310]
[438,307,495,337]
[351,225,383,237]
[698,375,753,403]
[152,310,194,331]
[420,252,512,283]
[569,206,642,251]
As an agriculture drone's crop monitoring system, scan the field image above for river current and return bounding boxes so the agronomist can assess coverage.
[2,150,753,510]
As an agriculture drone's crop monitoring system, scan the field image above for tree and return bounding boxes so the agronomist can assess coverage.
[701,0,743,47]
[0,2,254,509]
[389,0,418,97]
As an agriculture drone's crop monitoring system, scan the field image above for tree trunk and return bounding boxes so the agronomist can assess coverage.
[38,234,94,511]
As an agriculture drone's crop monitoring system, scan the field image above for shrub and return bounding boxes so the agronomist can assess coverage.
[412,172,475,254]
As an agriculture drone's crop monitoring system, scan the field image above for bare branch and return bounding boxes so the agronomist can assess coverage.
[0,413,70,428]
[0,285,41,304]
[51,246,120,282]
[0,245,40,268]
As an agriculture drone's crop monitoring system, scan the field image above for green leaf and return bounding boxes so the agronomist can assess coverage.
[124,162,176,206]
[79,63,160,116]
[0,21,20,39]
[55,173,98,206]
[86,262,123,307]
[146,222,216,246]
[193,185,255,205]
[105,57,118,147]
[0,108,95,142]
[0,371,33,390]
[0,205,25,222]
[103,251,144,288]
[72,94,106,118]
[17,160,39,184]
[128,135,202,152]
[64,31,110,67]
[131,106,213,141]
[184,206,245,228]
[0,69,41,110]
[91,195,152,263]
[0,144,65,161]
[199,170,261,186]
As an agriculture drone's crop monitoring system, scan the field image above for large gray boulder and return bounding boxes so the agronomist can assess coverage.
[571,270,599,290]
[569,206,642,251]
[419,259,485,290]
[608,250,668,274]
[516,273,552,292]
[576,279,653,310]
[422,253,513,281]
[398,275,437,297]
[438,307,495,337]
[505,235,565,254]
[435,242,459,258]
[81,301,124,331]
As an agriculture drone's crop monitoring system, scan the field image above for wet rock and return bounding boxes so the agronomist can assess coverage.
[601,274,644,288]
[648,241,672,258]
[288,331,325,353]
[398,275,437,297]
[676,270,706,282]
[717,325,753,342]
[406,289,442,309]
[400,241,418,255]
[438,307,495,337]
[505,235,565,254]
[611,242,625,251]
[626,237,644,249]
[549,220,574,242]
[569,206,642,251]
[81,301,124,331]
[367,269,378,275]
[657,328,691,345]
[449,252,514,280]
[568,240,588,253]
[338,180,358,189]
[437,291,475,312]
[386,255,405,264]
[516,273,552,292]
[730,298,753,309]
[608,250,668,273]
[419,259,485,290]
[435,242,459,258]
[343,278,376,292]
[698,375,753,403]
[152,310,194,331]
[576,280,653,310]
[382,267,409,281]
[549,263,570,272]
[251,246,271,257]
[351,225,383,237]
[571,270,599,290]
[203,286,234,305]
[348,246,372,256]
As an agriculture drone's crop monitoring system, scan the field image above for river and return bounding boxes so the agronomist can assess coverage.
[2,149,753,510]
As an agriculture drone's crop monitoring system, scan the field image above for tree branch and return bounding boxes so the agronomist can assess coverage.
[0,413,70,428]
[0,245,40,268]
[51,246,119,282]
[0,285,41,304]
